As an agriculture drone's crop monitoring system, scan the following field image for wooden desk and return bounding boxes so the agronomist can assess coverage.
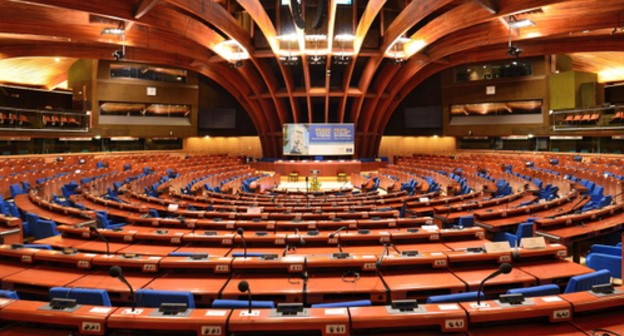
[0,262,29,279]
[467,321,583,336]
[228,307,350,336]
[65,271,155,303]
[2,265,87,296]
[0,299,111,335]
[32,236,130,254]
[306,274,387,304]
[460,295,572,324]
[450,266,536,294]
[107,306,229,335]
[221,275,305,303]
[173,246,233,258]
[570,306,624,335]
[536,211,624,262]
[382,271,467,301]
[560,286,624,313]
[0,325,80,336]
[116,243,180,257]
[271,160,363,176]
[13,194,88,226]
[142,274,228,306]
[90,254,161,273]
[517,260,593,286]
[350,304,468,334]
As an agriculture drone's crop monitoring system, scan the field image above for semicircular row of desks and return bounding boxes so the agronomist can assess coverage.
[0,264,623,335]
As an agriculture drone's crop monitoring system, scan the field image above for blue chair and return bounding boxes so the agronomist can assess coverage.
[456,215,474,228]
[21,181,31,192]
[9,183,24,198]
[586,253,622,279]
[135,289,195,308]
[32,219,60,239]
[168,252,208,258]
[311,300,372,308]
[212,299,274,309]
[495,222,533,247]
[149,209,160,218]
[426,291,483,304]
[96,211,126,229]
[231,252,274,258]
[6,202,20,218]
[24,212,39,238]
[564,269,612,293]
[49,287,111,306]
[0,289,19,299]
[23,244,53,250]
[506,284,560,297]
[590,244,621,256]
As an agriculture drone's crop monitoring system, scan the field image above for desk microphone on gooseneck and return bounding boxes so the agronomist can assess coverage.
[109,265,136,311]
[89,226,110,256]
[329,226,347,253]
[236,228,247,259]
[476,263,513,306]
[238,280,252,313]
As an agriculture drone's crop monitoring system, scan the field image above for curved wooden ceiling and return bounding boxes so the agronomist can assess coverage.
[0,0,623,156]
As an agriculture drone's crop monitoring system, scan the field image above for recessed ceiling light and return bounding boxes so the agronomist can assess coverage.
[508,19,535,29]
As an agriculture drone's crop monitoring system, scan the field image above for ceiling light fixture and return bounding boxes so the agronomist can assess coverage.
[508,19,535,29]
[506,17,522,58]
[215,39,250,65]
[101,27,125,35]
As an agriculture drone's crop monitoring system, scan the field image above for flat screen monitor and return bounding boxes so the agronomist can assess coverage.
[283,123,354,156]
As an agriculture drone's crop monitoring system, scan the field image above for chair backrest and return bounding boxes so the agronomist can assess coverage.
[506,284,560,297]
[590,244,621,256]
[0,289,19,299]
[311,300,372,308]
[25,212,39,227]
[586,253,622,279]
[49,287,111,306]
[32,219,60,239]
[564,269,612,293]
[9,183,23,198]
[135,289,195,308]
[211,299,274,309]
[457,215,474,228]
[23,244,53,250]
[516,222,534,240]
[426,291,483,304]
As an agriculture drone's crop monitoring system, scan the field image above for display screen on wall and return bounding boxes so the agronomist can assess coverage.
[404,106,442,128]
[283,123,354,156]
[450,99,542,116]
[198,107,236,129]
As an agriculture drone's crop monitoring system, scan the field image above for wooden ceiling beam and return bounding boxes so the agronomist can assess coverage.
[474,0,498,14]
[134,0,160,19]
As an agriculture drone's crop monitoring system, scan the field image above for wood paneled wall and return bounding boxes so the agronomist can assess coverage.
[184,136,262,158]
[379,136,456,159]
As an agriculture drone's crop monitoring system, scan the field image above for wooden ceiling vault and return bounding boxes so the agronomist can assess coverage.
[1,0,624,157]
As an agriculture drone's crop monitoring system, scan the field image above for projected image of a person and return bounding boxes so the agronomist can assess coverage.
[291,128,304,154]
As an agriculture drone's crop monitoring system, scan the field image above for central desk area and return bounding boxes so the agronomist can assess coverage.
[252,160,385,176]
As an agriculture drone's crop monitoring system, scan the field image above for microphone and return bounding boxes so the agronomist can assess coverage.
[236,228,247,259]
[572,195,588,214]
[109,266,136,311]
[442,205,452,227]
[329,226,347,253]
[89,226,110,256]
[295,228,306,246]
[376,243,392,268]
[611,189,624,205]
[238,280,252,313]
[329,226,346,239]
[477,263,512,306]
